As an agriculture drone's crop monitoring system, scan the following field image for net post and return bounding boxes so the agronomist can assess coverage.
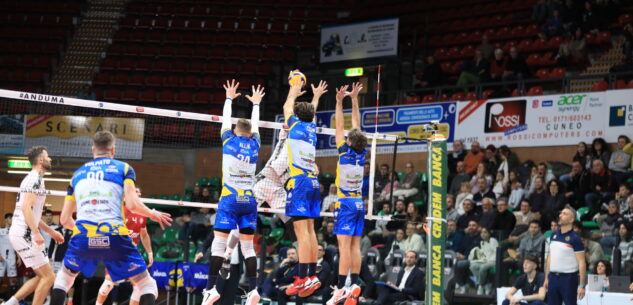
[388,138,399,206]
[366,133,378,217]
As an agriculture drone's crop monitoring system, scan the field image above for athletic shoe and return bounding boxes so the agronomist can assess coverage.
[298,276,321,297]
[245,289,260,305]
[285,277,307,296]
[219,257,231,280]
[343,284,361,305]
[326,287,350,305]
[201,287,221,305]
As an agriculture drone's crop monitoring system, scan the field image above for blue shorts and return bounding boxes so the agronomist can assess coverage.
[63,234,146,282]
[333,197,365,236]
[214,192,258,230]
[285,174,321,218]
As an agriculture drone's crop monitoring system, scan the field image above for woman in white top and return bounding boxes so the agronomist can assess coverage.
[456,182,473,215]
[401,222,425,254]
[469,227,499,295]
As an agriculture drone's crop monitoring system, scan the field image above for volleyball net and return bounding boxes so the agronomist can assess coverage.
[0,88,406,221]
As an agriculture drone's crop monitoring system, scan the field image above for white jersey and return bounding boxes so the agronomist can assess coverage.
[0,227,16,261]
[9,170,45,237]
[257,130,289,186]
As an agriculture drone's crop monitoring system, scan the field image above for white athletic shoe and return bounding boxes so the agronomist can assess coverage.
[202,287,221,305]
[326,286,350,305]
[245,289,260,305]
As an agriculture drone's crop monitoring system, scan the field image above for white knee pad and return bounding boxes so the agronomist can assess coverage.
[211,235,228,257]
[227,230,240,250]
[99,279,115,296]
[240,239,256,259]
[131,286,141,302]
[53,266,78,292]
[130,271,158,299]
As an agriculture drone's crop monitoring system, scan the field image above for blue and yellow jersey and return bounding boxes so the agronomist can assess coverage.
[336,141,366,198]
[221,128,260,196]
[286,114,317,177]
[66,157,135,237]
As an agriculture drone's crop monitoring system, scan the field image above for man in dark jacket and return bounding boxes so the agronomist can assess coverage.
[262,247,299,305]
[457,199,481,230]
[492,199,516,240]
[585,159,615,214]
[374,251,424,305]
[565,161,590,208]
[417,56,444,88]
[502,47,530,84]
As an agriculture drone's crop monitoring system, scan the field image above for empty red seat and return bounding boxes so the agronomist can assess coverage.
[111,73,128,85]
[549,67,566,78]
[591,81,608,92]
[104,89,121,102]
[121,89,138,102]
[465,91,477,100]
[536,68,550,79]
[182,75,198,88]
[527,86,543,96]
[627,80,633,89]
[175,90,193,103]
[129,74,145,86]
[139,89,156,103]
[482,89,495,99]
[450,92,465,101]
[93,73,110,86]
[157,90,175,103]
[193,91,210,104]
[422,94,435,103]
[616,79,626,89]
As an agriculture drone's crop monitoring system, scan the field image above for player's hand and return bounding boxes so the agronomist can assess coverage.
[194,252,204,262]
[147,252,154,267]
[347,82,363,99]
[223,79,241,100]
[311,80,328,98]
[336,85,349,102]
[150,209,173,230]
[629,282,633,291]
[0,256,4,262]
[577,287,585,300]
[51,230,64,244]
[33,231,45,246]
[288,82,306,98]
[246,84,265,105]
[510,296,522,305]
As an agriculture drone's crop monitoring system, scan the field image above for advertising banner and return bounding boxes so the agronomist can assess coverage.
[182,263,208,292]
[455,92,607,147]
[152,262,177,290]
[24,115,145,159]
[0,114,25,154]
[425,139,447,305]
[320,18,398,63]
[603,89,633,142]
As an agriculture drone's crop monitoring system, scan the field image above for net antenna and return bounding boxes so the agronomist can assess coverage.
[366,64,382,218]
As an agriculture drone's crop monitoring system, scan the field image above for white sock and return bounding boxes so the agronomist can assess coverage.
[5,297,18,305]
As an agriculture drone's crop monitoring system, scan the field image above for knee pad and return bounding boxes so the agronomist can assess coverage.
[53,266,78,292]
[240,239,256,259]
[99,279,115,296]
[211,235,228,257]
[131,286,141,303]
[227,229,240,250]
[129,271,158,299]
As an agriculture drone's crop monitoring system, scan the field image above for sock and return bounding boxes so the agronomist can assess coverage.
[350,274,359,286]
[68,298,73,303]
[308,263,317,277]
[248,276,257,291]
[337,275,346,289]
[50,289,66,305]
[298,263,308,278]
[5,297,18,305]
[207,275,219,290]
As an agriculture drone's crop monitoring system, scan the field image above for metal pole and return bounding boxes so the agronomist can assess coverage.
[388,139,399,206]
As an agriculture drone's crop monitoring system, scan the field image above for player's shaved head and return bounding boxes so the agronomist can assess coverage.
[348,128,367,152]
[93,131,115,154]
[294,102,314,122]
[236,118,252,135]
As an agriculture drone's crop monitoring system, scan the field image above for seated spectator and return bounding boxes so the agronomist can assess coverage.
[502,255,546,305]
[596,200,623,254]
[556,28,587,66]
[489,48,508,82]
[503,47,530,85]
[518,220,546,259]
[483,144,500,176]
[447,194,459,222]
[590,138,611,170]
[609,135,633,185]
[322,184,338,212]
[503,201,539,249]
[200,187,213,203]
[585,159,615,214]
[564,160,590,208]
[616,184,632,214]
[479,198,497,230]
[541,180,567,227]
[470,163,493,195]
[580,1,599,32]
[262,247,298,304]
[191,207,212,225]
[392,163,420,200]
[393,199,406,216]
[531,0,549,24]
[363,161,371,197]
[527,177,547,215]
[191,185,203,202]
[581,230,605,271]
[574,141,592,170]
[455,220,482,294]
[377,171,400,205]
[385,228,406,259]
[450,161,471,196]
[498,145,520,172]
[320,220,338,246]
[456,182,473,215]
[622,194,633,223]
[469,227,498,295]
[77,84,96,100]
[456,50,490,89]
[542,9,564,37]
[369,203,393,243]
[524,165,539,195]
[178,211,194,240]
[473,177,496,208]
[447,219,463,252]
[449,140,467,177]
[615,223,633,274]
[406,202,424,226]
[402,222,425,254]
[492,199,516,240]
[374,251,424,305]
[590,260,612,291]
[315,244,332,291]
[537,162,556,184]
[375,164,392,195]
[478,35,494,60]
[509,181,526,209]
[417,56,444,88]
[492,171,509,199]
[463,141,485,175]
[457,199,481,230]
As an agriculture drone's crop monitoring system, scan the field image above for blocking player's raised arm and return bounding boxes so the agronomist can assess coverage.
[348,82,363,130]
[310,80,328,123]
[245,84,265,136]
[283,79,306,121]
[221,79,241,133]
[335,85,349,145]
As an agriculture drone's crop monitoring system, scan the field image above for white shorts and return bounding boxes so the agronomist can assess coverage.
[53,261,63,274]
[254,178,288,222]
[0,258,17,277]
[9,234,49,270]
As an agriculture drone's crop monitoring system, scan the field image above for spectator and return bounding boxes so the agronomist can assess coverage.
[537,162,555,184]
[402,222,424,254]
[191,207,212,225]
[449,140,467,176]
[374,251,424,305]
[392,162,420,200]
[385,228,406,259]
[616,223,633,274]
[478,35,494,60]
[369,203,393,244]
[503,47,530,84]
[616,184,632,215]
[447,195,459,222]
[457,199,480,230]
[479,198,497,230]
[622,194,633,224]
[580,1,599,32]
[594,260,612,279]
[406,203,424,232]
[320,220,337,246]
[527,177,547,215]
[322,184,338,212]
[456,182,473,215]
[498,145,520,173]
[502,255,546,305]
[262,247,298,305]
[455,220,482,294]
[473,177,496,208]
[581,230,605,271]
[483,144,500,176]
[555,28,587,66]
[463,141,485,175]
[504,201,539,249]
[191,185,203,202]
[541,180,567,227]
[77,84,96,100]
[532,0,549,23]
[518,220,546,259]
[450,161,471,196]
[179,211,194,241]
[377,171,400,205]
[417,56,444,88]
[456,50,489,89]
[493,199,516,240]
[489,48,508,82]
[596,200,623,254]
[470,163,493,195]
[393,199,406,216]
[469,227,498,295]
[564,160,590,208]
[609,135,632,185]
[542,9,564,37]
[509,181,526,209]
[622,23,633,63]
[590,138,611,170]
[447,220,463,252]
[544,220,560,258]
[524,166,539,195]
[492,171,508,199]
[375,164,392,195]
[315,244,332,289]
[585,159,615,214]
[573,141,592,170]
[560,0,582,27]
[200,187,213,203]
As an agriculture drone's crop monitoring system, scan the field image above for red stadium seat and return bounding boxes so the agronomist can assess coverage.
[616,79,626,89]
[465,91,477,100]
[136,59,152,71]
[129,74,145,86]
[163,75,180,87]
[527,86,543,96]
[482,89,495,99]
[157,90,175,103]
[139,89,156,103]
[627,80,633,89]
[121,89,138,102]
[146,74,162,87]
[450,92,465,101]
[422,94,435,103]
[104,89,121,102]
[182,75,198,88]
[591,81,608,92]
[549,67,566,78]
[536,68,550,79]
[93,73,110,86]
[193,91,210,104]
[175,90,193,103]
[111,73,128,85]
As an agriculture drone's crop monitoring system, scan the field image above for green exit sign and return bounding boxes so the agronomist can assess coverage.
[8,160,31,168]
[345,67,364,77]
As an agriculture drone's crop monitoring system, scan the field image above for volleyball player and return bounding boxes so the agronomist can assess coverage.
[201,80,265,305]
[50,131,172,305]
[327,83,367,305]
[283,71,329,297]
[2,146,64,305]
[96,186,153,305]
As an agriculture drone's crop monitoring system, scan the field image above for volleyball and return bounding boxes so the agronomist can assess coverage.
[288,70,307,87]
